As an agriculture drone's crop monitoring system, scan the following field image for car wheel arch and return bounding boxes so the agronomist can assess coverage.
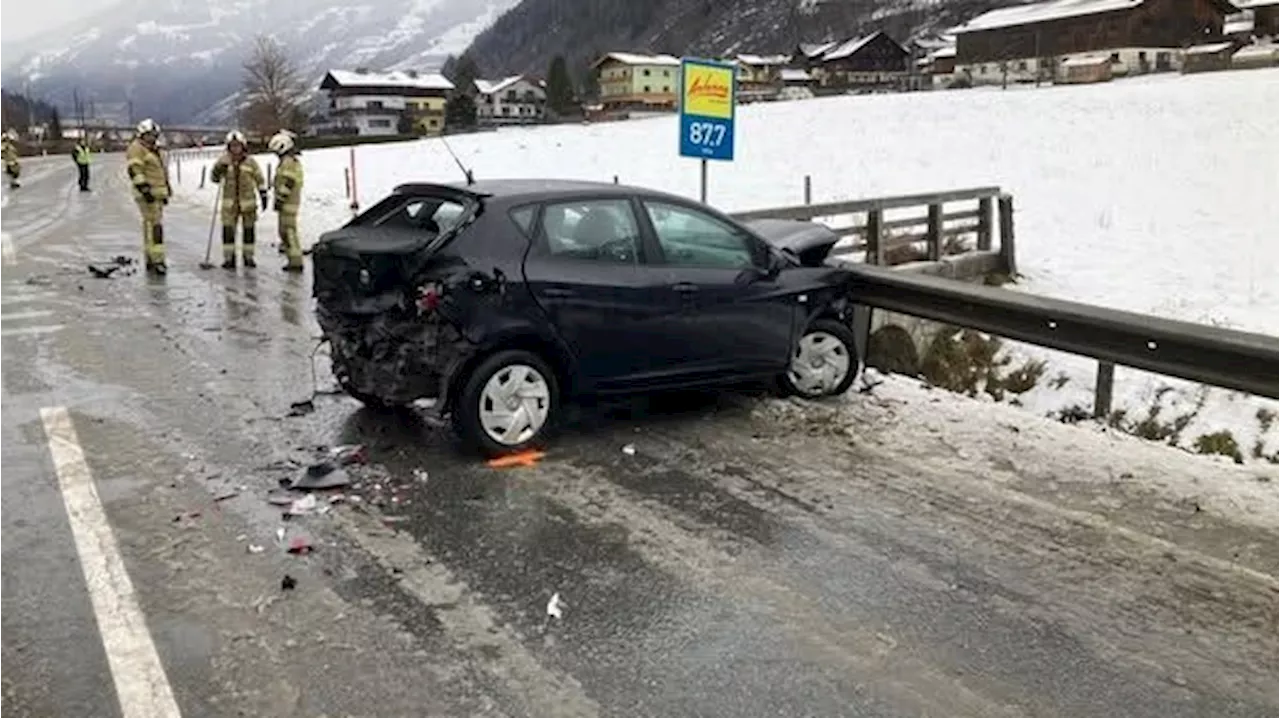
[443,331,575,415]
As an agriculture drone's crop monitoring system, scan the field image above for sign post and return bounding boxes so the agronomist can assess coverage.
[678,57,736,203]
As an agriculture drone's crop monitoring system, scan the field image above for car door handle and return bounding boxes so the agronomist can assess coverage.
[543,287,576,298]
[672,283,699,294]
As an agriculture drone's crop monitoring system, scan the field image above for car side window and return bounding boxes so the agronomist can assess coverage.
[509,205,536,236]
[643,201,756,269]
[538,199,641,264]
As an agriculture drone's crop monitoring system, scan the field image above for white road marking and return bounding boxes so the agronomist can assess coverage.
[39,407,184,718]
[1,325,63,337]
[1,309,55,322]
[1,231,14,265]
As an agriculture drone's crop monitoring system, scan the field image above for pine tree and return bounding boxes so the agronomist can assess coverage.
[445,93,477,130]
[546,55,576,117]
[48,107,63,142]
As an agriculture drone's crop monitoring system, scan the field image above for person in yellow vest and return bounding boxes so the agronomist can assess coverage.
[125,119,171,275]
[268,130,304,272]
[71,137,92,191]
[210,130,267,270]
[2,130,21,189]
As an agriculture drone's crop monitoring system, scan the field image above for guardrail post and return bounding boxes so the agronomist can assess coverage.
[998,194,1018,275]
[804,175,812,205]
[977,196,993,251]
[866,209,884,265]
[926,203,943,261]
[1094,361,1115,418]
[199,165,206,189]
[344,167,351,199]
[613,175,619,184]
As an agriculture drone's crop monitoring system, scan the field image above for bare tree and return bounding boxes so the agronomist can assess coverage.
[240,35,308,136]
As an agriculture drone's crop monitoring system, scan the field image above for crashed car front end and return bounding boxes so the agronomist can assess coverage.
[311,192,482,407]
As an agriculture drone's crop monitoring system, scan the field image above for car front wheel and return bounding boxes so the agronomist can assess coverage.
[780,319,859,398]
[452,350,558,457]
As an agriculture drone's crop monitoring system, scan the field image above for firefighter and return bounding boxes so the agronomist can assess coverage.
[210,131,267,270]
[2,130,21,189]
[71,137,92,191]
[126,119,171,275]
[268,130,305,272]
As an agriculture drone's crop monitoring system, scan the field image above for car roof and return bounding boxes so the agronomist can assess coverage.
[391,178,690,205]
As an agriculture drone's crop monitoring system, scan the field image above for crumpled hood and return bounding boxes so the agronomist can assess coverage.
[744,219,841,267]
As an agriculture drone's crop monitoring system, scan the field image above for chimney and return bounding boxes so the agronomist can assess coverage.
[355,67,370,74]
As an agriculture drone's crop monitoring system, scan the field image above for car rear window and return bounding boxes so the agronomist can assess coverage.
[376,197,468,234]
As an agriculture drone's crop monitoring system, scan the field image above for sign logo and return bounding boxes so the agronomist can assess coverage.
[679,58,737,163]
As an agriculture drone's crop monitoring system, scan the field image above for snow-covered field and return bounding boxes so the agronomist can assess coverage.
[173,68,1279,463]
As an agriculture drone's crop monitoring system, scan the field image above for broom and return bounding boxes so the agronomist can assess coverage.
[199,181,222,269]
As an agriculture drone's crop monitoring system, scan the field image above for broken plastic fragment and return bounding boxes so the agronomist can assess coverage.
[267,490,298,506]
[412,468,429,483]
[287,399,316,417]
[287,536,313,554]
[247,544,265,554]
[546,592,565,620]
[487,450,546,469]
[213,490,239,502]
[289,462,351,491]
[281,574,297,591]
[288,494,319,515]
[621,444,636,456]
[329,444,367,465]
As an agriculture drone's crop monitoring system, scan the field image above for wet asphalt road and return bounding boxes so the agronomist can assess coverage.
[1,156,1276,717]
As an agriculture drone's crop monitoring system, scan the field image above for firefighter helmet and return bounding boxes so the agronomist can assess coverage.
[267,131,295,155]
[136,118,160,136]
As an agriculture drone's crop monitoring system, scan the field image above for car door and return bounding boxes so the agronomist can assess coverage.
[521,196,684,392]
[638,198,801,379]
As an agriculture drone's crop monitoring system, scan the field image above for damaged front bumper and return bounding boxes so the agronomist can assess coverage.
[318,304,474,409]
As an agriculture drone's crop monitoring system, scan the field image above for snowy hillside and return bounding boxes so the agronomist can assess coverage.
[1,0,519,124]
[173,69,1279,462]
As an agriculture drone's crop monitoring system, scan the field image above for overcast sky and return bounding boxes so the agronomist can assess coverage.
[2,0,123,44]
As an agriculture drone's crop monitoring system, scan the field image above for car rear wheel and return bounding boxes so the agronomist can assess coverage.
[780,319,858,398]
[453,350,558,457]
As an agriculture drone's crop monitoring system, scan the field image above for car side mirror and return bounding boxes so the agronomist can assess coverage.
[764,249,788,279]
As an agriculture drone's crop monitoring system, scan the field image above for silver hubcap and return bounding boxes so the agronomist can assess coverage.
[788,331,851,396]
[479,364,551,446]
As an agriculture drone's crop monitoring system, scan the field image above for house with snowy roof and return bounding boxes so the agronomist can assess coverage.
[1223,0,1280,42]
[950,0,1239,86]
[591,53,682,111]
[791,32,910,90]
[474,76,547,126]
[318,69,454,136]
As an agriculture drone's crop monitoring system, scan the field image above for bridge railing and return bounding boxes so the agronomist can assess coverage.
[846,263,1279,411]
[732,186,1014,271]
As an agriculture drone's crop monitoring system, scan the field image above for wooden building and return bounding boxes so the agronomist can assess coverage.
[795,31,910,89]
[952,0,1237,85]
[1181,41,1237,71]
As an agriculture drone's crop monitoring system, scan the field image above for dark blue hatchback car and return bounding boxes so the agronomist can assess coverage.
[313,179,860,456]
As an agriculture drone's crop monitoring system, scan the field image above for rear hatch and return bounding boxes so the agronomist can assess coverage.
[312,188,480,315]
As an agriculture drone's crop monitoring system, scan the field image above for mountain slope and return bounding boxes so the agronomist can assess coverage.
[461,0,1011,83]
[2,0,519,125]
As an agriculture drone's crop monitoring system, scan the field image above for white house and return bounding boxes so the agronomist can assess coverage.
[474,76,547,125]
[318,68,454,136]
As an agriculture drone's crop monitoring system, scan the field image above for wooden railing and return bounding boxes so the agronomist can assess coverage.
[732,185,1016,271]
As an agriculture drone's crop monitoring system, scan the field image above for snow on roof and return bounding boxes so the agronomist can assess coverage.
[475,76,528,95]
[823,32,879,61]
[929,46,957,59]
[954,0,1142,34]
[736,53,791,65]
[798,41,838,58]
[592,52,681,68]
[779,68,812,81]
[1185,42,1235,54]
[324,69,453,91]
[1061,54,1111,66]
[1234,42,1280,57]
[1224,17,1256,33]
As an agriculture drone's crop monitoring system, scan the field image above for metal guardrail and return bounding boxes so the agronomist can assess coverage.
[847,264,1279,399]
[732,186,1016,270]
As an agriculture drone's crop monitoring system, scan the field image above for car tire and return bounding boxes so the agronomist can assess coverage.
[452,350,559,458]
[779,318,859,399]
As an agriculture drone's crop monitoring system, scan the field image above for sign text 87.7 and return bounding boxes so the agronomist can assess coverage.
[687,121,727,148]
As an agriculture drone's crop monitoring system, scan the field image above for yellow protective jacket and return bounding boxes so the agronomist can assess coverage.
[2,140,19,169]
[211,154,265,213]
[273,154,303,212]
[125,139,170,201]
[72,144,92,165]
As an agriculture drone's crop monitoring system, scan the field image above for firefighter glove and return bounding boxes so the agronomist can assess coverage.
[139,184,155,203]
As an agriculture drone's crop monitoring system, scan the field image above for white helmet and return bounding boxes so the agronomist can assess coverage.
[225,130,247,146]
[267,131,295,155]
[3,128,17,141]
[136,118,160,136]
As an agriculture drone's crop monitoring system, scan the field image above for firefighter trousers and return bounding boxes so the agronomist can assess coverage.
[278,209,302,268]
[221,207,258,263]
[136,200,166,266]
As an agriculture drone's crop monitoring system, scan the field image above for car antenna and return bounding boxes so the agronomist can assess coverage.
[439,135,475,186]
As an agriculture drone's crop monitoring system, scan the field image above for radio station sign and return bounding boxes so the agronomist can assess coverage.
[678,57,736,162]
